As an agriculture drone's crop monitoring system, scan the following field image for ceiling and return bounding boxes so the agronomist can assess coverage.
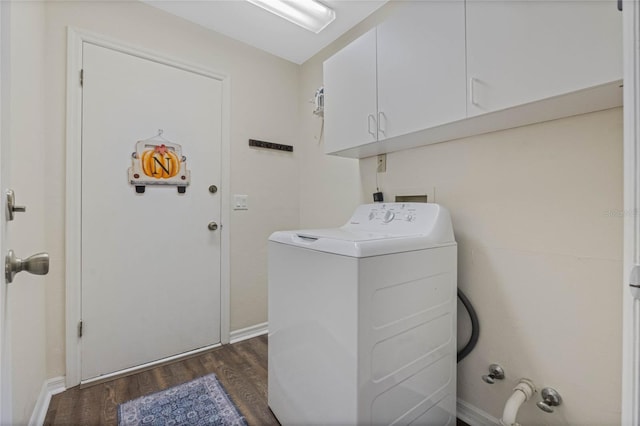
[143,0,388,64]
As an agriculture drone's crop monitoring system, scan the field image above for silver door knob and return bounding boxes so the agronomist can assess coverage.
[5,250,49,284]
[208,222,218,231]
[5,190,26,221]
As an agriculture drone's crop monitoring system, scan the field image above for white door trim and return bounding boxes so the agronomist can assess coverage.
[0,1,11,423]
[65,27,232,388]
[622,0,640,424]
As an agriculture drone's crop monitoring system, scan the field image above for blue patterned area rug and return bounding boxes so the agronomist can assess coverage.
[118,373,248,426]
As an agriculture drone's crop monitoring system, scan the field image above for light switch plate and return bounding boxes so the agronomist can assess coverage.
[233,194,248,210]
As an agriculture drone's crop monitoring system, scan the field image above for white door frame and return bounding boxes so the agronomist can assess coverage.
[622,0,640,424]
[0,1,11,423]
[65,27,232,388]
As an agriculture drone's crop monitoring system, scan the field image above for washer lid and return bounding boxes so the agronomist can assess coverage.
[295,228,393,242]
[269,203,456,258]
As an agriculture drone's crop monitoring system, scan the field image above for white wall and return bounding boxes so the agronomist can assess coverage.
[42,0,300,377]
[8,1,48,423]
[301,3,623,425]
[361,109,623,425]
[298,56,363,228]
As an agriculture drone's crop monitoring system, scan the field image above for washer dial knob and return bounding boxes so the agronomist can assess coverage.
[383,210,395,223]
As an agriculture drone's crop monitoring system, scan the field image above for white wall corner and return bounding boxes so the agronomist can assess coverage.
[229,322,268,344]
[457,398,501,426]
[28,376,65,426]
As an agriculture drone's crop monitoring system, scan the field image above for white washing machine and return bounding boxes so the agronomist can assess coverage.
[268,203,457,426]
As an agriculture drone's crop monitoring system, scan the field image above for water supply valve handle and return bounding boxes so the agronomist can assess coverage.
[482,364,505,384]
[536,387,562,413]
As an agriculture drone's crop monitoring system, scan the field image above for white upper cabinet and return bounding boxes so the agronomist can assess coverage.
[323,0,622,158]
[466,0,622,115]
[323,1,466,154]
[377,1,466,139]
[324,28,378,154]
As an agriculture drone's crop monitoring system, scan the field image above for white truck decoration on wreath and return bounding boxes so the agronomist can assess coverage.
[128,139,191,194]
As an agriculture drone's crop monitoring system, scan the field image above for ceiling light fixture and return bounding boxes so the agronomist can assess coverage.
[246,0,336,34]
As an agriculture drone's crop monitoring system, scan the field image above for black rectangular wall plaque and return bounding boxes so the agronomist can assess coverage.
[249,139,293,152]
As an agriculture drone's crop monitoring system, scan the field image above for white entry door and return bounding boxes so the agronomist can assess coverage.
[80,42,222,381]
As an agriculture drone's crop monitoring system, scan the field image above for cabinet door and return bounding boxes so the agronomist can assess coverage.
[377,1,466,139]
[466,0,622,115]
[323,28,378,154]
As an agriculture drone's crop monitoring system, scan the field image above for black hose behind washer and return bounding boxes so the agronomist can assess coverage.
[456,288,479,363]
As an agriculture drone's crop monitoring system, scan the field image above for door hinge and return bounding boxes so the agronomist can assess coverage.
[80,69,84,87]
[78,321,83,338]
[630,265,640,299]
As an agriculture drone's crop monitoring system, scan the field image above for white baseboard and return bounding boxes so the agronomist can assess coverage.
[29,376,66,426]
[230,322,268,344]
[457,398,501,426]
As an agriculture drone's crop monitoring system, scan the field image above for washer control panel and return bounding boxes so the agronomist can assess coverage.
[367,204,417,223]
[347,203,434,232]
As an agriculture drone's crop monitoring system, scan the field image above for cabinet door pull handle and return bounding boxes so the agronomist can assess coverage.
[378,111,387,137]
[367,114,377,139]
[470,77,480,106]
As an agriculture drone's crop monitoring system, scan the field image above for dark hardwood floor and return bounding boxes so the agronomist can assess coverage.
[44,335,278,426]
[45,335,469,425]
